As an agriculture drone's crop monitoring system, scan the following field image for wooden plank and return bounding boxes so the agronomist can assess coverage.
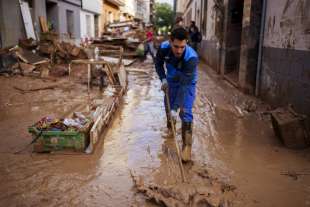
[88,89,124,153]
[68,63,72,76]
[118,47,123,66]
[104,64,115,85]
[99,49,122,53]
[90,106,109,147]
[16,49,48,64]
[126,68,148,74]
[106,63,117,84]
[15,51,29,63]
[90,44,122,50]
[20,1,36,40]
[39,16,49,33]
[87,64,91,92]
[71,59,107,64]
[118,64,127,88]
[33,60,49,65]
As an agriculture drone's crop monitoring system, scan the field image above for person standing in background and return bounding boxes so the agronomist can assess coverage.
[172,16,184,30]
[188,21,202,51]
[144,25,156,62]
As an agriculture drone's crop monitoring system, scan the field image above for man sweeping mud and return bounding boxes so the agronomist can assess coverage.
[155,27,198,162]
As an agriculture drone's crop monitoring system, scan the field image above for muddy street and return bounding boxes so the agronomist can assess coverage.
[0,59,310,207]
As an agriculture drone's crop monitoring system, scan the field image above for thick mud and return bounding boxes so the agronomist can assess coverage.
[0,59,310,206]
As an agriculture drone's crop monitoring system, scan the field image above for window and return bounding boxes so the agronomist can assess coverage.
[109,11,113,23]
[86,14,92,37]
[66,10,74,38]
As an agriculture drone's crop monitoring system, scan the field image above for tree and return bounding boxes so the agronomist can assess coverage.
[154,3,174,31]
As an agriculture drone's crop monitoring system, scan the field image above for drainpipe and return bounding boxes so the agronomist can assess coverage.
[173,0,177,19]
[255,0,267,96]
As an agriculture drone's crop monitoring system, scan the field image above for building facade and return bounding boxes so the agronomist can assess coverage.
[80,0,102,39]
[149,0,155,24]
[101,0,124,29]
[57,0,82,39]
[135,0,149,23]
[121,0,135,21]
[0,0,83,47]
[177,0,310,120]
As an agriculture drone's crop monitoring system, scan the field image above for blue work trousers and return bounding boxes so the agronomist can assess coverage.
[164,82,196,122]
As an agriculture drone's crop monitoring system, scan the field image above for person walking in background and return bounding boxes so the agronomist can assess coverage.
[172,16,184,30]
[188,21,202,52]
[144,25,156,62]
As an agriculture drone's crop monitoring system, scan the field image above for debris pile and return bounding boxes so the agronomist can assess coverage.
[33,113,90,132]
[39,36,88,64]
[90,20,148,59]
[0,36,89,78]
[92,37,141,59]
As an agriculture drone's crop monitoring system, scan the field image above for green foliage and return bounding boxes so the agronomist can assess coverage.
[154,3,174,30]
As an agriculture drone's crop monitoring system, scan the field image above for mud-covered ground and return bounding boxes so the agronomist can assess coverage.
[0,59,310,207]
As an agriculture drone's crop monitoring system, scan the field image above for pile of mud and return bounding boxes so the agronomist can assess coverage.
[131,165,236,207]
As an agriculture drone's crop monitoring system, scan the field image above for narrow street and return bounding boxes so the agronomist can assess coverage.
[1,59,309,206]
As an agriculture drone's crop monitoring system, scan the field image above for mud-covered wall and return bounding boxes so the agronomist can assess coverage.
[264,0,310,50]
[200,0,222,72]
[0,0,25,47]
[260,0,310,117]
[238,0,261,93]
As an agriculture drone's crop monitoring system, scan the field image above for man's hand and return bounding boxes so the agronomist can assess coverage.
[170,110,178,121]
[161,79,168,91]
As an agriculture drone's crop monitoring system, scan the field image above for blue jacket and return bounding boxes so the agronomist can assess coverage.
[155,41,198,113]
[155,40,198,86]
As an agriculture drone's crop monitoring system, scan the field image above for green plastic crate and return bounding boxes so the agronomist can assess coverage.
[28,127,89,152]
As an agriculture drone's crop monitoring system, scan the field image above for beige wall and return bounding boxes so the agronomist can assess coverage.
[100,1,121,30]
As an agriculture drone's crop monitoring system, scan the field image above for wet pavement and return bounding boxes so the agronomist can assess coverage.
[0,59,310,206]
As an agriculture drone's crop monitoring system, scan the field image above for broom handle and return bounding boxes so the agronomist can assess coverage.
[165,89,186,183]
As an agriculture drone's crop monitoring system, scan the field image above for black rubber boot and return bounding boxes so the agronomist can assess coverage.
[181,122,193,162]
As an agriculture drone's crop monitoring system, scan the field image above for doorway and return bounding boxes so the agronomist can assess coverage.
[46,1,58,32]
[223,0,244,84]
[86,14,92,37]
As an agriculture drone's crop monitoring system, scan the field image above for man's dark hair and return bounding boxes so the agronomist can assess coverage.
[170,27,189,41]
